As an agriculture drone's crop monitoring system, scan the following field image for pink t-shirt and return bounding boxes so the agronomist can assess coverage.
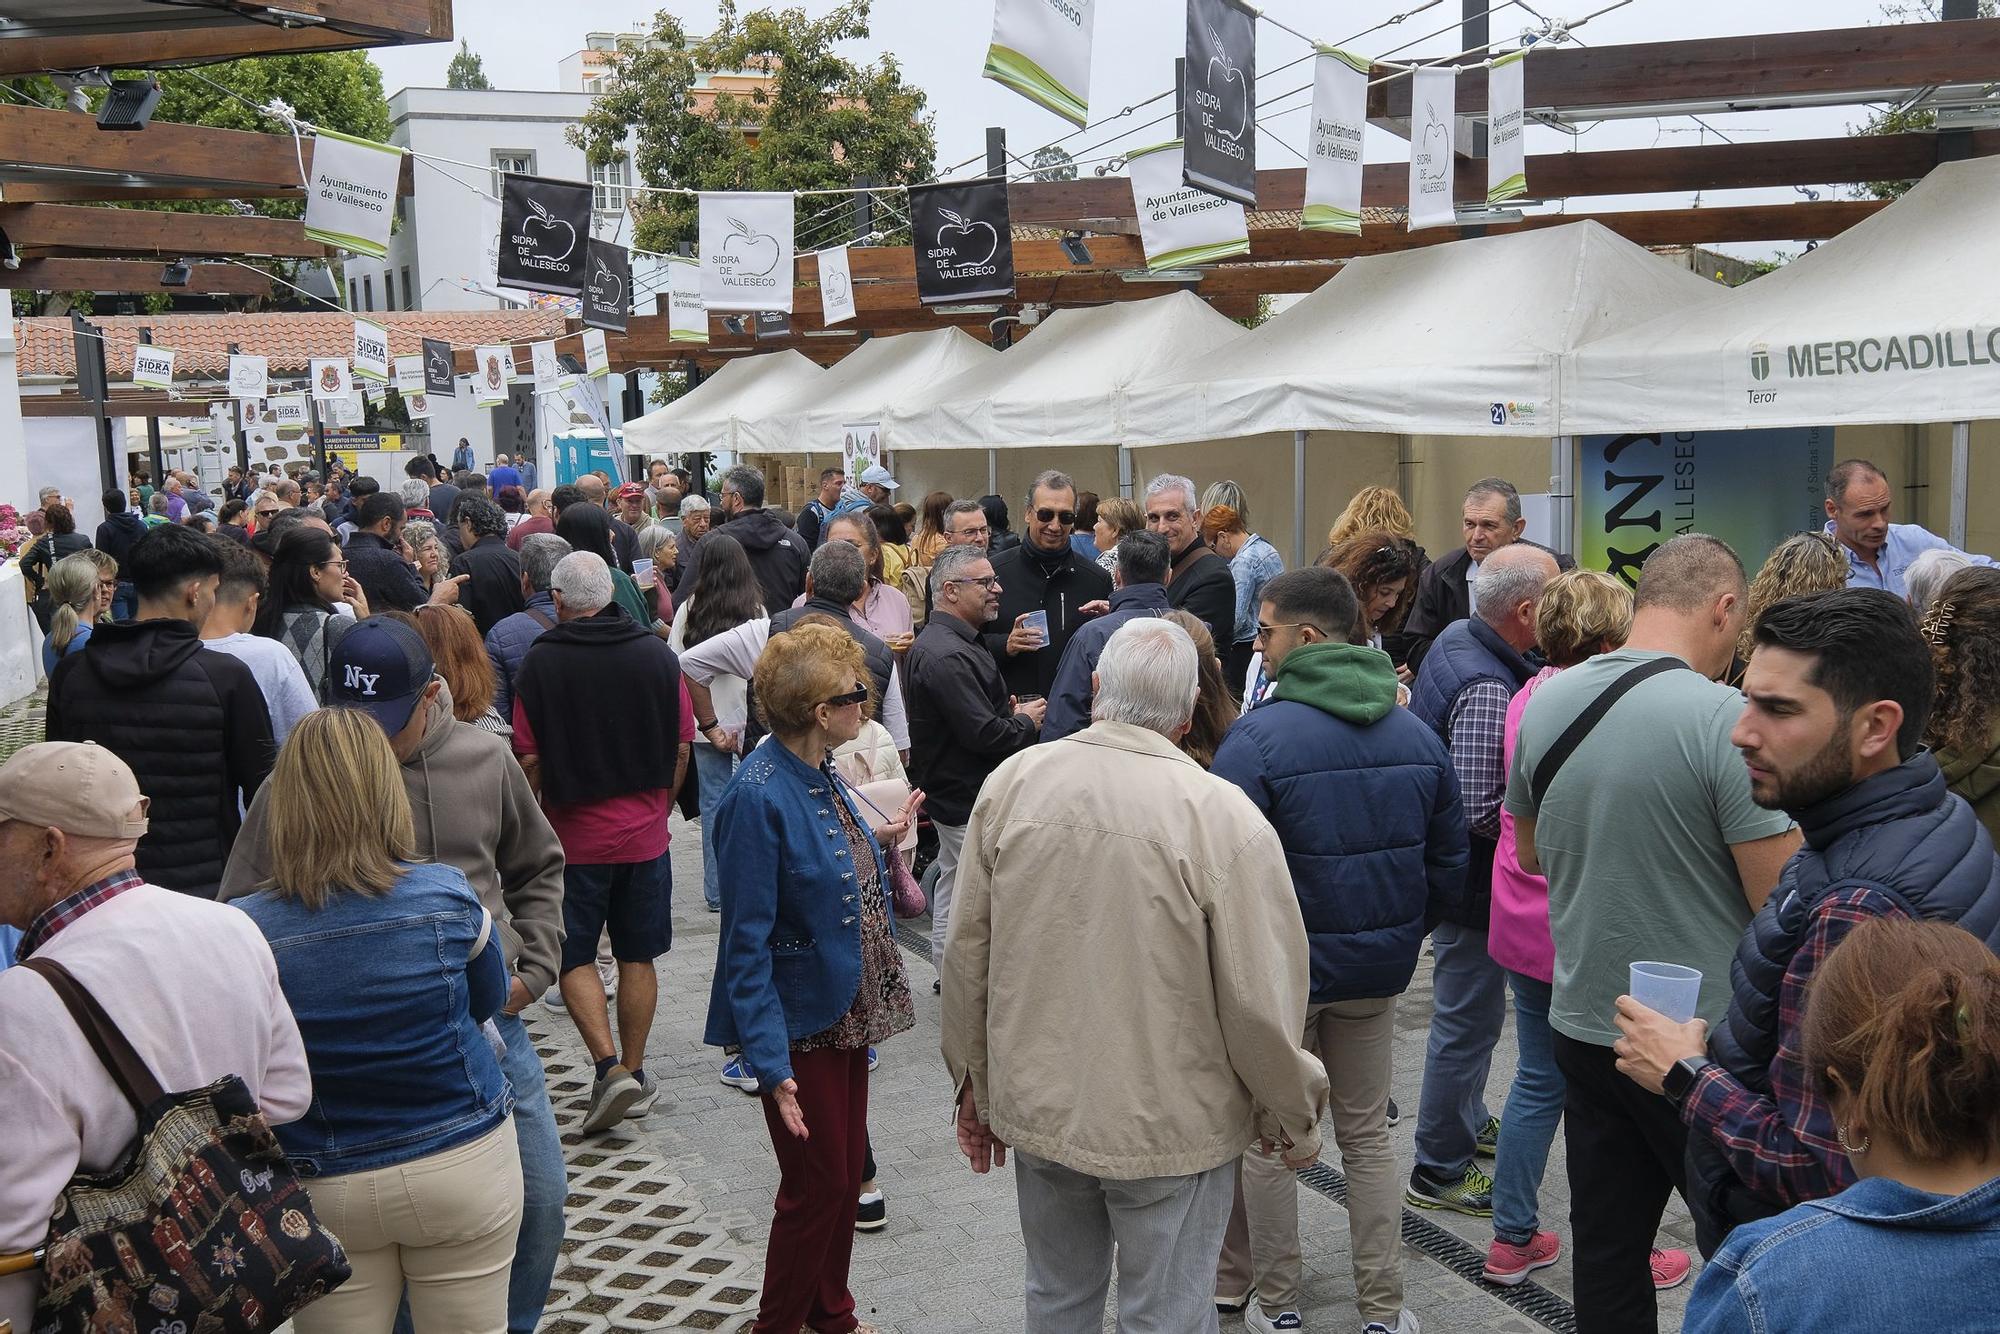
[512,681,696,865]
[1490,666,1560,982]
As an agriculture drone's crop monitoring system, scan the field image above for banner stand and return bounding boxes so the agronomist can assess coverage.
[1293,430,1308,569]
[1551,435,1577,559]
[1952,420,1972,550]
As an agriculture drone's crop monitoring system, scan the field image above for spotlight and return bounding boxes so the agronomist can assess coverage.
[1059,233,1093,266]
[97,77,163,131]
[160,260,192,287]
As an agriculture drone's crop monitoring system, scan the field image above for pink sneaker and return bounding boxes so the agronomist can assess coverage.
[1651,1247,1693,1290]
[1482,1231,1561,1286]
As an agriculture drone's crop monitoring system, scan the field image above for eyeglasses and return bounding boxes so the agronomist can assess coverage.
[946,574,1001,589]
[824,682,869,707]
[1034,507,1077,526]
[317,558,349,573]
[1256,621,1323,639]
[96,578,119,592]
[951,523,990,539]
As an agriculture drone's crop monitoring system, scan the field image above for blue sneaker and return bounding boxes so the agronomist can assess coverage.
[867,1047,880,1072]
[719,1056,758,1093]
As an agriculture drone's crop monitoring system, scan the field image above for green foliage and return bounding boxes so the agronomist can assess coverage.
[446,40,493,91]
[1029,146,1077,182]
[570,2,938,254]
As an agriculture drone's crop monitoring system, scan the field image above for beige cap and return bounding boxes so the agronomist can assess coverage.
[0,742,150,839]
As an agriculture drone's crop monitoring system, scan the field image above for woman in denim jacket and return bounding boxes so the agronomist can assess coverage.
[705,622,917,1334]
[1684,917,2000,1333]
[236,708,520,1334]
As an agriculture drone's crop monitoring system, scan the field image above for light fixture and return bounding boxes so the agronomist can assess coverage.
[1018,303,1045,327]
[1451,207,1525,225]
[803,329,858,338]
[0,226,17,271]
[1059,234,1094,266]
[1118,269,1202,282]
[97,77,162,131]
[932,303,1003,315]
[159,259,192,287]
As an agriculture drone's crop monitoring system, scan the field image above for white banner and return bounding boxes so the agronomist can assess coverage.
[209,402,234,447]
[303,129,402,259]
[700,191,794,314]
[842,422,882,479]
[530,339,561,395]
[131,345,175,390]
[666,255,708,344]
[269,395,308,431]
[583,328,610,380]
[329,390,367,428]
[1408,65,1458,231]
[1304,47,1369,235]
[352,318,390,382]
[818,245,856,326]
[310,357,351,401]
[238,398,267,430]
[473,346,511,407]
[1127,140,1249,271]
[227,353,268,400]
[1488,50,1527,204]
[478,194,503,289]
[406,390,433,420]
[984,0,1096,128]
[393,355,425,395]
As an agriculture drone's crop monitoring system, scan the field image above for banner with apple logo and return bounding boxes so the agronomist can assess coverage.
[422,337,457,397]
[229,353,268,401]
[530,340,562,395]
[1184,0,1257,208]
[473,345,511,409]
[1407,65,1458,230]
[909,179,1016,305]
[818,245,857,326]
[699,191,795,314]
[352,318,391,383]
[1488,50,1527,204]
[665,255,708,343]
[497,173,593,297]
[984,0,1097,128]
[1303,47,1369,235]
[582,238,631,333]
[1128,140,1249,271]
[310,357,352,402]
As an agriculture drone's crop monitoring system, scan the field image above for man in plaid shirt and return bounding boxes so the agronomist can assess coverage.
[1614,588,2000,1256]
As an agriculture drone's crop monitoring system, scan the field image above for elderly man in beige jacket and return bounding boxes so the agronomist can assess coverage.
[942,617,1330,1333]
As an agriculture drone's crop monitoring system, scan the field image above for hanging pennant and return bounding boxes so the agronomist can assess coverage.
[984,0,1096,128]
[228,353,268,400]
[310,357,351,401]
[131,345,175,390]
[1488,50,1527,204]
[473,346,511,407]
[1184,0,1257,207]
[1303,47,1369,235]
[817,245,857,326]
[583,328,611,380]
[238,399,267,430]
[269,395,309,432]
[1128,140,1249,271]
[329,390,367,429]
[422,337,457,397]
[530,340,561,395]
[909,180,1016,305]
[1408,65,1458,230]
[582,239,631,332]
[352,318,390,383]
[699,192,794,314]
[406,390,433,420]
[303,129,402,259]
[497,173,592,296]
[393,355,425,395]
[666,255,708,344]
[209,401,234,447]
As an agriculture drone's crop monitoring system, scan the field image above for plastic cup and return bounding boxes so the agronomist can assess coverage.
[1020,609,1050,643]
[1629,962,1704,1024]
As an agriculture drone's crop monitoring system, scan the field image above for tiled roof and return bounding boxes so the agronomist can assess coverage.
[12,310,569,380]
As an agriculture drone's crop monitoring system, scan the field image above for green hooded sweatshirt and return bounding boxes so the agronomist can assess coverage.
[1938,715,2000,850]
[1268,640,1400,725]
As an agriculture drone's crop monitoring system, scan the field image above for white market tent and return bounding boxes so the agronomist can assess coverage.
[622,347,824,456]
[733,327,998,456]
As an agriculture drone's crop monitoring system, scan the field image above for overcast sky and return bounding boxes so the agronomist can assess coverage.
[369,0,1923,257]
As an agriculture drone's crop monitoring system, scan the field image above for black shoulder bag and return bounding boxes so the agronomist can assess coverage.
[1527,658,1690,809]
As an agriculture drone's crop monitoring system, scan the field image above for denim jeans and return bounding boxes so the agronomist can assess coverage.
[1414,921,1508,1176]
[1491,972,1565,1245]
[693,744,736,910]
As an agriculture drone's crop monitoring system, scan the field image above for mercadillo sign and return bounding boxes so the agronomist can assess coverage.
[1735,326,2000,417]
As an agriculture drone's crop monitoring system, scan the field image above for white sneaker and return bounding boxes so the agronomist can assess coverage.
[1362,1312,1419,1334]
[1247,1304,1304,1332]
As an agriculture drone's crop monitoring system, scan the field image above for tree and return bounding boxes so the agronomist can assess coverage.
[1029,146,1076,182]
[1849,1,1997,198]
[446,40,492,91]
[570,2,938,254]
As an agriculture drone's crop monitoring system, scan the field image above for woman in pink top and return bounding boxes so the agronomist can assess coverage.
[791,511,915,652]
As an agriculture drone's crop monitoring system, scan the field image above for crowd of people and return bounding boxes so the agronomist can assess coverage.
[3,447,2000,1334]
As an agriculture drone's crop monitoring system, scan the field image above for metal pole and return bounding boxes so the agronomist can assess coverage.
[71,312,116,493]
[1118,445,1134,500]
[1951,421,1971,550]
[1174,58,1186,140]
[308,394,328,483]
[138,327,165,488]
[227,341,250,476]
[1550,435,1576,558]
[1943,0,1977,161]
[987,448,999,497]
[986,127,1006,179]
[1293,430,1308,569]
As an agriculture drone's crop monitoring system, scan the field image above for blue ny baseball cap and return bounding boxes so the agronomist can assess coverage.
[329,616,435,734]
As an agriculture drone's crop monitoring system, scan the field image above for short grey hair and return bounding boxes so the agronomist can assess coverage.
[551,550,614,613]
[1091,618,1199,736]
[930,543,990,597]
[1906,547,1973,615]
[720,464,765,508]
[518,533,571,593]
[1026,469,1076,508]
[679,494,710,515]
[1473,546,1556,629]
[636,523,676,562]
[398,477,430,509]
[944,498,985,532]
[1145,473,1199,513]
[1466,477,1523,525]
[807,537,866,605]
[1115,530,1171,585]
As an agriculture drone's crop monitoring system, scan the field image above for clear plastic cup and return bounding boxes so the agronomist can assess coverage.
[1020,609,1050,643]
[1629,961,1704,1024]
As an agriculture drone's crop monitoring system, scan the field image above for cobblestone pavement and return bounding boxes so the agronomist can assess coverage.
[529,817,1702,1333]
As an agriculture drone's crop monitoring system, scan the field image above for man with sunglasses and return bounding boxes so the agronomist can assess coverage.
[980,470,1112,701]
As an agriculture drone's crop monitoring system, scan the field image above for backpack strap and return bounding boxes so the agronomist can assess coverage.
[525,606,555,632]
[18,957,167,1111]
[1527,658,1689,810]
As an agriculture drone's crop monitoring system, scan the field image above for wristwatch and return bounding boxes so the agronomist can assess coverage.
[1663,1055,1714,1105]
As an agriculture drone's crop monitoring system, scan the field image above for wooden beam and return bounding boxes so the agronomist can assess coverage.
[0,203,330,259]
[7,259,273,296]
[2,184,306,205]
[20,393,225,419]
[0,0,452,77]
[1367,17,2000,120]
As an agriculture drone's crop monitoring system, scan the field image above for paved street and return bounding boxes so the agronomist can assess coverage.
[523,814,1704,1333]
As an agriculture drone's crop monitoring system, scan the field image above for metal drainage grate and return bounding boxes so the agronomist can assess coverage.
[0,690,46,765]
[1297,1162,1577,1334]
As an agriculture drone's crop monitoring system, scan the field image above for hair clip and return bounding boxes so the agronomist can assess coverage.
[1921,599,1957,646]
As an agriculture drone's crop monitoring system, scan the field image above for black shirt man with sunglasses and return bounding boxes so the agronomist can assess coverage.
[979,469,1112,699]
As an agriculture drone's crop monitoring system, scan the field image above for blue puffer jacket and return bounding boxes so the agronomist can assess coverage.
[483,591,556,722]
[1213,641,1471,1003]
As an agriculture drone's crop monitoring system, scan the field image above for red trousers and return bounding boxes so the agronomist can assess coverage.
[754,1045,869,1333]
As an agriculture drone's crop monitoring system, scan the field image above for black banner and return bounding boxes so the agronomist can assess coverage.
[908,179,1016,306]
[496,172,592,296]
[582,239,631,332]
[421,337,456,397]
[754,310,792,339]
[1184,0,1257,207]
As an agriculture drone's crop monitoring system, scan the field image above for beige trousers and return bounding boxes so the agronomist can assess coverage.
[292,1122,524,1334]
[1217,996,1403,1323]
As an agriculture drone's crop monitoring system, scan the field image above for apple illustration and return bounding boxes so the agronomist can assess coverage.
[523,198,577,262]
[427,346,453,381]
[231,362,262,393]
[725,215,782,277]
[935,208,999,267]
[824,268,851,306]
[1419,104,1451,181]
[1204,20,1251,143]
[591,253,625,309]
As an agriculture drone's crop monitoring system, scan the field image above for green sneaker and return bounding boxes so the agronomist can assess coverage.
[1405,1162,1495,1217]
[1474,1115,1502,1159]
